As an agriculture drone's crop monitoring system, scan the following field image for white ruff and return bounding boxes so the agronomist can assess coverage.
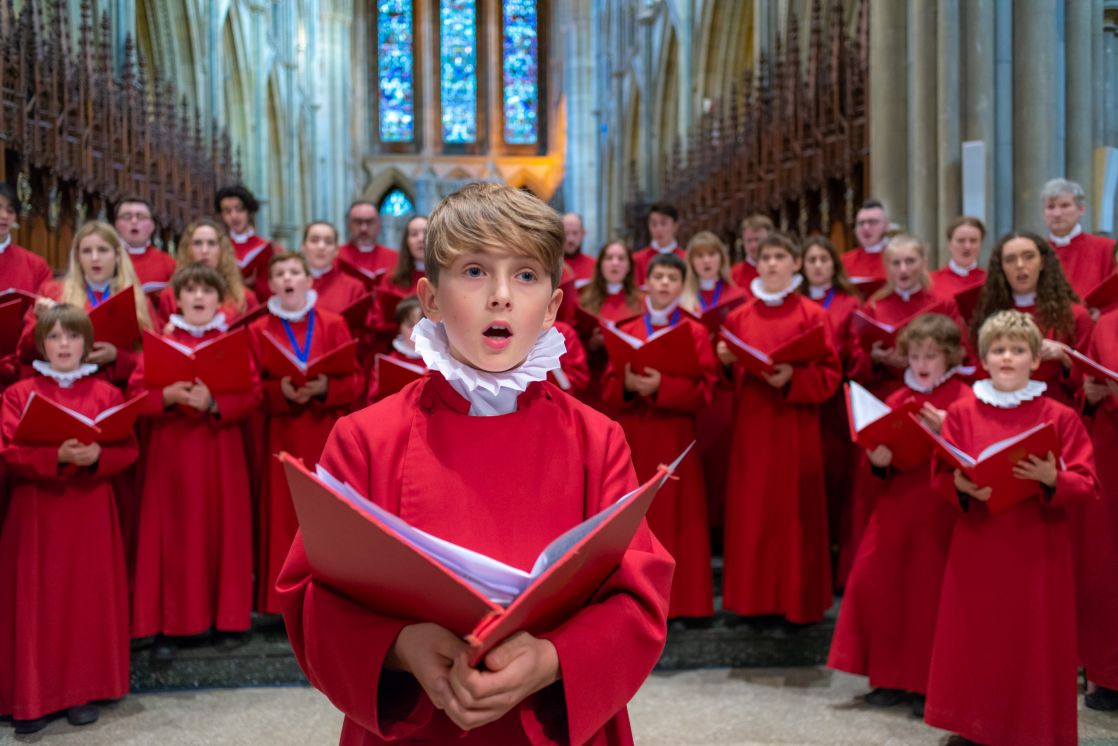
[0,235,11,253]
[32,360,99,388]
[699,278,719,291]
[229,228,255,243]
[169,312,228,337]
[864,239,887,254]
[411,318,566,417]
[606,282,624,295]
[948,259,978,277]
[126,243,150,256]
[651,240,678,254]
[644,296,681,326]
[267,290,318,322]
[904,365,965,394]
[1013,292,1037,308]
[308,265,331,279]
[750,275,803,306]
[973,379,1047,408]
[1048,223,1082,247]
[808,283,831,300]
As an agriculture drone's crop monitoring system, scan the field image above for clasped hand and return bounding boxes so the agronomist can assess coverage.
[280,374,328,404]
[870,341,906,369]
[57,438,101,467]
[623,364,661,397]
[162,379,215,411]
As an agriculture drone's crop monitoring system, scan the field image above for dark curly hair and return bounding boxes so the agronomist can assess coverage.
[970,231,1079,341]
[214,184,260,216]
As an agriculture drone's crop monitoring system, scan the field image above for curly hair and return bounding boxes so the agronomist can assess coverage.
[970,231,1079,342]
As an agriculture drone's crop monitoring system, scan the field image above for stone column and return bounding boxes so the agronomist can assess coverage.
[868,0,907,227]
[994,0,1014,238]
[936,0,961,264]
[907,0,936,241]
[1013,0,1061,233]
[562,0,601,244]
[637,1,658,198]
[676,0,692,153]
[962,0,996,243]
[1065,0,1094,201]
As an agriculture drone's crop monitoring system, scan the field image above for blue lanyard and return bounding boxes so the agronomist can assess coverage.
[85,283,110,308]
[822,288,835,309]
[644,307,680,337]
[699,281,724,311]
[281,309,315,364]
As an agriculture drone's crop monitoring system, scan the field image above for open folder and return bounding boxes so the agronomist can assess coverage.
[259,333,358,387]
[1084,272,1118,312]
[718,324,828,377]
[374,354,426,398]
[601,321,702,377]
[142,328,254,393]
[13,391,147,445]
[89,285,142,350]
[280,443,693,666]
[683,296,746,334]
[1066,347,1118,385]
[844,381,928,471]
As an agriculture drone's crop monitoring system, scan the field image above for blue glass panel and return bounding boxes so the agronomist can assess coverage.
[377,0,415,142]
[502,0,538,145]
[381,188,415,217]
[440,0,478,144]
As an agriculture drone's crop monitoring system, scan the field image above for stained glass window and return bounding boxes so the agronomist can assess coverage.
[380,188,415,217]
[377,0,415,142]
[502,0,538,145]
[440,0,479,144]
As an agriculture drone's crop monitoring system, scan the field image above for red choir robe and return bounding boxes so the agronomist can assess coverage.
[232,232,277,300]
[1010,301,1093,406]
[929,265,987,305]
[551,320,590,394]
[565,251,596,283]
[925,392,1097,746]
[575,292,643,416]
[827,376,973,694]
[632,245,685,288]
[1074,310,1118,690]
[157,284,260,328]
[338,242,398,283]
[250,307,363,615]
[366,344,426,404]
[312,263,369,315]
[721,293,842,623]
[0,374,136,720]
[840,246,886,281]
[127,327,262,637]
[276,373,674,746]
[730,260,758,297]
[602,313,716,619]
[126,245,177,287]
[1050,230,1117,302]
[0,240,52,294]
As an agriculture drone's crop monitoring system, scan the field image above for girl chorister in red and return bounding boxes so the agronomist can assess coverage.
[930,216,988,309]
[250,252,363,616]
[828,313,973,717]
[0,305,137,734]
[602,252,716,620]
[968,231,1093,407]
[129,264,262,660]
[300,221,367,315]
[367,216,429,358]
[716,234,842,625]
[156,218,260,327]
[925,310,1097,746]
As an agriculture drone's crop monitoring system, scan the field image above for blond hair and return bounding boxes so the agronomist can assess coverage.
[977,310,1043,359]
[176,217,249,311]
[61,221,152,333]
[898,313,966,367]
[680,231,733,313]
[425,182,564,289]
[870,234,931,303]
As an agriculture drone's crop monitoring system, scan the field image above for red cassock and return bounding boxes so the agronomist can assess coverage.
[157,285,260,328]
[602,315,716,618]
[276,374,674,746]
[1011,301,1093,406]
[721,294,842,623]
[565,252,596,283]
[925,395,1097,746]
[338,242,399,282]
[574,293,642,416]
[0,241,52,293]
[312,264,368,315]
[552,320,590,394]
[127,246,177,286]
[232,234,277,301]
[840,247,885,280]
[1074,310,1118,690]
[828,377,973,694]
[632,246,685,287]
[1050,231,1117,301]
[250,308,363,615]
[929,265,986,303]
[0,375,136,720]
[365,347,426,404]
[730,261,758,296]
[127,328,262,637]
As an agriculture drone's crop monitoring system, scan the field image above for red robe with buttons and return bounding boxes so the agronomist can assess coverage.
[721,294,842,623]
[602,314,716,618]
[250,308,363,615]
[1050,231,1116,301]
[828,377,972,694]
[0,375,136,720]
[277,374,674,746]
[127,328,262,636]
[925,394,1097,746]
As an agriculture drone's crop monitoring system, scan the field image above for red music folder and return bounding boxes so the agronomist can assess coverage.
[916,419,1059,514]
[374,353,426,398]
[844,381,929,470]
[225,304,270,331]
[0,299,25,356]
[1066,347,1118,385]
[573,305,602,339]
[338,259,386,290]
[375,287,408,325]
[236,241,272,275]
[0,287,35,318]
[142,328,254,393]
[280,443,691,666]
[684,295,747,334]
[718,323,829,377]
[341,293,375,331]
[89,285,141,349]
[601,321,703,377]
[13,391,147,445]
[851,310,901,350]
[953,282,984,323]
[259,332,358,387]
[849,276,887,297]
[1084,272,1118,312]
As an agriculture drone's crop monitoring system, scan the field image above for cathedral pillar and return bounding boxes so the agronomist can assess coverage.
[868,0,907,229]
[1013,0,1062,233]
[936,0,962,262]
[562,0,602,245]
[962,0,996,241]
[637,1,658,198]
[907,0,937,244]
[1065,0,1095,200]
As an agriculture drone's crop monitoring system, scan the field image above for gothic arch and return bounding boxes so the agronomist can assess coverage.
[362,166,417,207]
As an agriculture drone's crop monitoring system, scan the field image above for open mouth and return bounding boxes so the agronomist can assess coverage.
[483,323,512,339]
[283,286,296,294]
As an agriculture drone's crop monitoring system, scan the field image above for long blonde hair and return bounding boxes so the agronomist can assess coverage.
[680,231,733,313]
[61,221,152,331]
[870,234,932,303]
[176,217,249,311]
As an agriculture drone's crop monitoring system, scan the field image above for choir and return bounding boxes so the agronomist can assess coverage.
[1,175,1117,746]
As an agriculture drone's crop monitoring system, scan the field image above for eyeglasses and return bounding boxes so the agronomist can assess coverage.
[118,212,153,222]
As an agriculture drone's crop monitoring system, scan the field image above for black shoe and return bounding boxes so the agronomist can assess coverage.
[66,704,99,726]
[864,687,905,707]
[152,637,178,661]
[1086,686,1118,711]
[910,694,925,717]
[13,717,49,734]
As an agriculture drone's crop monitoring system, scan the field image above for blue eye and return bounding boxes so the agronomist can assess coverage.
[464,266,483,278]
[517,270,537,282]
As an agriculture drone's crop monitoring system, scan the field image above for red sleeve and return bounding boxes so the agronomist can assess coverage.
[785,321,843,405]
[314,323,364,410]
[0,386,65,480]
[556,323,590,394]
[1042,407,1099,508]
[932,404,970,511]
[651,323,715,413]
[600,357,632,409]
[210,356,263,423]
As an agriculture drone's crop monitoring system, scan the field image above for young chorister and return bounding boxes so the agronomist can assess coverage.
[924,310,1097,746]
[250,252,363,616]
[930,216,987,305]
[300,220,367,314]
[216,183,277,298]
[0,183,51,296]
[969,231,1092,406]
[716,233,842,625]
[277,183,673,743]
[385,214,428,295]
[0,305,137,734]
[632,202,685,288]
[602,252,716,621]
[113,195,176,289]
[367,295,426,403]
[828,313,973,718]
[129,264,262,660]
[729,214,773,291]
[156,218,260,325]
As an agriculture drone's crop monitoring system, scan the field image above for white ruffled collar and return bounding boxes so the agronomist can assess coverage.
[267,290,318,322]
[32,360,99,388]
[864,239,887,254]
[973,379,1047,408]
[699,277,719,291]
[750,274,803,306]
[606,282,624,295]
[411,318,566,417]
[0,235,10,254]
[229,228,256,243]
[1048,223,1082,247]
[126,243,150,255]
[808,283,831,300]
[645,296,681,326]
[1013,292,1037,308]
[392,337,423,359]
[308,264,331,279]
[948,259,978,277]
[651,240,678,254]
[905,365,965,394]
[170,312,228,337]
